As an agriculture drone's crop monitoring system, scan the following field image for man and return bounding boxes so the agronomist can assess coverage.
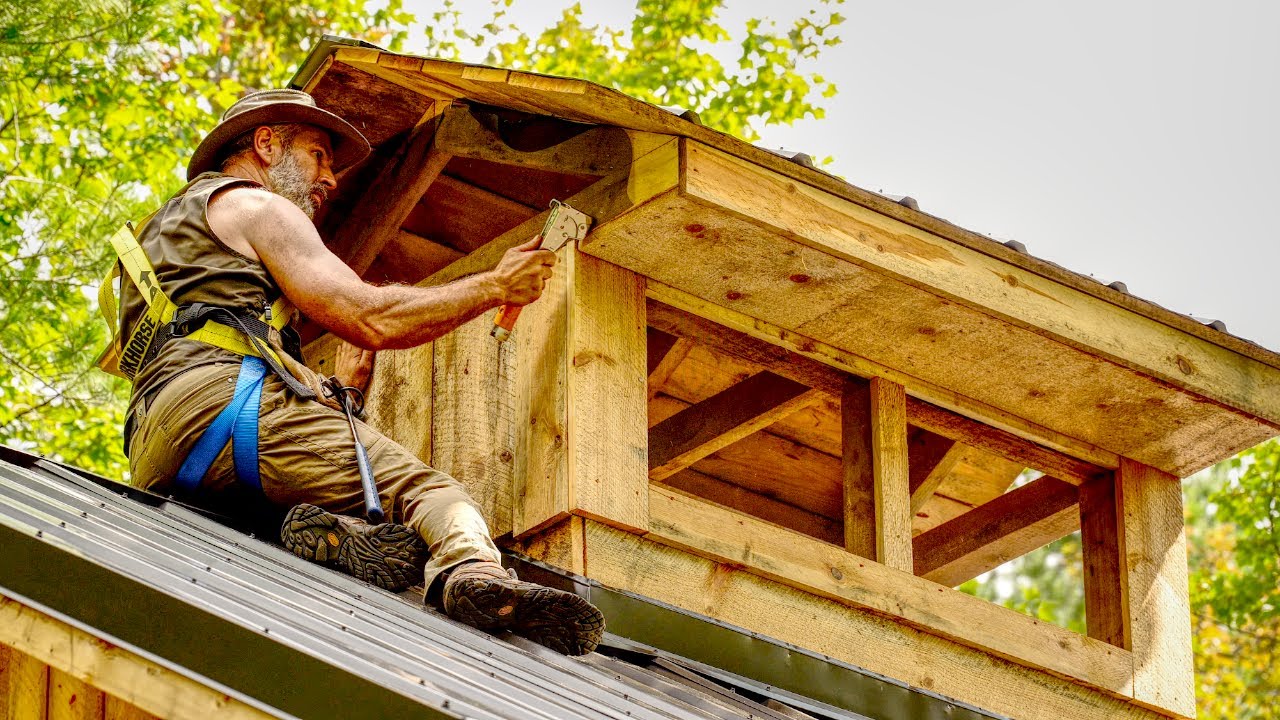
[118,89,604,655]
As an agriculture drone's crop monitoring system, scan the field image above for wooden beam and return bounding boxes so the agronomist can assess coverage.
[587,520,1158,720]
[2,644,48,720]
[364,230,464,286]
[872,378,912,571]
[105,697,162,720]
[841,377,875,559]
[649,371,820,481]
[645,327,679,376]
[403,174,537,254]
[432,102,671,176]
[647,336,694,399]
[0,596,274,720]
[908,429,961,513]
[913,476,1081,586]
[1118,459,1194,718]
[645,486,1134,697]
[1081,473,1127,648]
[658,468,842,545]
[49,668,105,720]
[329,106,451,276]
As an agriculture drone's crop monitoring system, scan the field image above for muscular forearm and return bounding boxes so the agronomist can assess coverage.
[320,272,505,350]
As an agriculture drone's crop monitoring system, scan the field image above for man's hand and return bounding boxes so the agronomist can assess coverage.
[488,236,557,306]
[334,340,375,394]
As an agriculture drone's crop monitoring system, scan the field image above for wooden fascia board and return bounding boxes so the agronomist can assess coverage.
[300,44,1280,377]
[677,140,1280,427]
[632,490,1144,715]
[0,595,279,720]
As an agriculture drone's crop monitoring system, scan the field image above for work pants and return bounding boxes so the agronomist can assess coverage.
[128,362,502,594]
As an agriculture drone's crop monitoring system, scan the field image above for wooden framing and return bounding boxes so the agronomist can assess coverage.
[290,50,1230,720]
[0,595,273,720]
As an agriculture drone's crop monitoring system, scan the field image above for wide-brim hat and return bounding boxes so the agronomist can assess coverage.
[186,88,371,181]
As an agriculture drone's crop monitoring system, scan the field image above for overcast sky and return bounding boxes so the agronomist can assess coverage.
[402,0,1280,352]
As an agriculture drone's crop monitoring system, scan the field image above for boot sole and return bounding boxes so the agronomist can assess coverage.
[281,504,427,592]
[447,577,605,656]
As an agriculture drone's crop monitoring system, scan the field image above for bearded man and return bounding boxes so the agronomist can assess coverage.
[117,89,604,655]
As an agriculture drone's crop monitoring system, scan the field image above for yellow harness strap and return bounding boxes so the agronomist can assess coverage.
[96,216,291,381]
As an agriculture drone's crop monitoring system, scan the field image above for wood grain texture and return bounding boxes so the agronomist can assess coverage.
[403,174,536,254]
[104,698,161,720]
[908,430,961,512]
[1081,474,1128,649]
[329,106,451,276]
[566,251,650,531]
[914,477,1081,586]
[647,337,694,399]
[871,378,913,571]
[682,141,1280,427]
[48,669,104,720]
[2,645,48,720]
[646,486,1134,695]
[644,288,1121,471]
[649,371,819,481]
[508,516,586,575]
[594,188,1275,478]
[585,520,1163,720]
[432,314,514,537]
[658,469,843,545]
[1118,459,1195,718]
[362,230,464,287]
[841,377,875,558]
[0,597,273,720]
[433,103,670,176]
[361,342,433,466]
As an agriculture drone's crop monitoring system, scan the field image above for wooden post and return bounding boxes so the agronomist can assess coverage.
[2,645,48,720]
[49,668,105,720]
[514,245,649,536]
[1118,458,1195,718]
[871,377,912,571]
[841,377,875,559]
[1080,473,1127,648]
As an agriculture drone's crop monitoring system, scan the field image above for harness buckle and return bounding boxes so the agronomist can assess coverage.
[170,302,209,338]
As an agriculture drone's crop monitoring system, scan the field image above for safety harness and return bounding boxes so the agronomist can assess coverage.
[97,202,314,496]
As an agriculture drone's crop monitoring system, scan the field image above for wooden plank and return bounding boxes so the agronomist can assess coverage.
[508,516,586,575]
[659,469,843,545]
[841,377,875,559]
[433,103,670,176]
[402,174,536,254]
[913,476,1081,586]
[566,251,650,531]
[362,230,464,287]
[1118,459,1194,718]
[587,520,1157,720]
[0,597,274,720]
[598,195,1273,477]
[690,428,842,520]
[681,140,1280,427]
[646,486,1134,695]
[647,336,693,399]
[908,430,961,513]
[432,314,514,537]
[329,105,451,275]
[308,61,433,147]
[871,378,912,571]
[48,669,104,720]
[361,342,433,465]
[907,400,1105,486]
[2,646,48,720]
[649,372,820,481]
[1081,474,1127,648]
[104,698,160,720]
[644,292,1120,471]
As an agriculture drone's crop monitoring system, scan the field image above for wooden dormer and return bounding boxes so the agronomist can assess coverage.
[298,38,1280,720]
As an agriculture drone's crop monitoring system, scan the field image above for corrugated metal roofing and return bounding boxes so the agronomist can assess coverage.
[0,446,1004,720]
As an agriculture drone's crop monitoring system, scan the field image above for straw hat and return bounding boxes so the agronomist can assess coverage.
[186,89,370,180]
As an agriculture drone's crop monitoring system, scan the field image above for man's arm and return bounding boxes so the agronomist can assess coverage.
[209,187,554,350]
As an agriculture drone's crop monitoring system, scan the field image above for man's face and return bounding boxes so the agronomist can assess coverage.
[265,126,338,219]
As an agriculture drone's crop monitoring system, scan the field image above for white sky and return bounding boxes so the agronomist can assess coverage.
[401,0,1280,351]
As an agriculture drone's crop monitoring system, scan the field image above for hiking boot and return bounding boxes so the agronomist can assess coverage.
[442,560,605,656]
[281,504,428,592]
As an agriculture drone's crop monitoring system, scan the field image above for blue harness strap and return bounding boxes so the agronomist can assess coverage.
[174,356,268,495]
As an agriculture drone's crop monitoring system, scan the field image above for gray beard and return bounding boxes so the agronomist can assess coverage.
[267,151,326,218]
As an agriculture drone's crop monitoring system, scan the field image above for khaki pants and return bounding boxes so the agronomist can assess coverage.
[128,362,502,592]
